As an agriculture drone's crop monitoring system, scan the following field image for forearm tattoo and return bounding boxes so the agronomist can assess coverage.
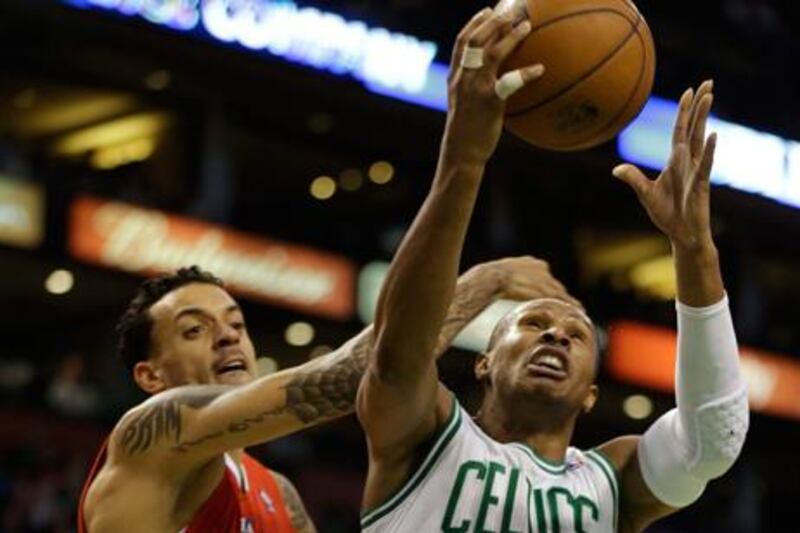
[282,333,370,424]
[120,388,226,455]
[118,337,371,456]
[281,272,497,426]
[119,276,490,456]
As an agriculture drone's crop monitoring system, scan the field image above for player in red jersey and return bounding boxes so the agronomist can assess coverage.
[78,258,575,532]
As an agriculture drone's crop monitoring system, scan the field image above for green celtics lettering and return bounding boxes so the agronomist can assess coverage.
[443,460,601,533]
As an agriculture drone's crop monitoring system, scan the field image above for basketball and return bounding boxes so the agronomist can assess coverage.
[498,0,656,151]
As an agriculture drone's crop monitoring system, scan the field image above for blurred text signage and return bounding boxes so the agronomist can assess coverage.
[0,177,44,249]
[62,0,445,109]
[69,196,355,319]
[608,321,800,420]
[62,2,800,209]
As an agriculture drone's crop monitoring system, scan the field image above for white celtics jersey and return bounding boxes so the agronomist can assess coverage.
[361,401,619,532]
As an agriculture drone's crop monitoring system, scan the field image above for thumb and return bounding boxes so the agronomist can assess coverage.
[612,163,650,199]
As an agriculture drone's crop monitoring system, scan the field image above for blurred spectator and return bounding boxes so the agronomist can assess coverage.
[46,353,100,418]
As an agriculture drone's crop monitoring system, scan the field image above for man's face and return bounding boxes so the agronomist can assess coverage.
[477,299,598,412]
[145,283,257,390]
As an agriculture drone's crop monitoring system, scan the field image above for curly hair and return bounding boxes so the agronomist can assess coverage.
[116,266,224,373]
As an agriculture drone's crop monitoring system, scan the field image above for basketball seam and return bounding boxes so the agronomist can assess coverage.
[568,21,651,149]
[507,9,641,118]
[529,6,638,33]
[602,0,642,21]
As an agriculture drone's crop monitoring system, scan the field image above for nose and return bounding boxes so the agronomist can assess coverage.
[540,327,570,348]
[215,323,240,349]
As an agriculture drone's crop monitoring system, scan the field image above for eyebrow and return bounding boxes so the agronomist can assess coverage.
[174,304,242,322]
[565,313,593,326]
[521,307,593,329]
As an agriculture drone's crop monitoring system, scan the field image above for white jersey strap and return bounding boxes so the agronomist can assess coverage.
[224,453,250,493]
[585,449,620,532]
[508,443,568,476]
[361,401,462,529]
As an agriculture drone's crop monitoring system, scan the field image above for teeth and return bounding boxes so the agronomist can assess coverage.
[537,355,563,370]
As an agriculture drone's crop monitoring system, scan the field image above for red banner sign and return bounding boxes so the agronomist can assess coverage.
[608,321,800,420]
[69,196,355,319]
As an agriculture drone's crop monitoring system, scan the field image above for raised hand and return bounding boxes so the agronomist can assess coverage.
[613,81,717,251]
[464,256,581,308]
[443,8,544,167]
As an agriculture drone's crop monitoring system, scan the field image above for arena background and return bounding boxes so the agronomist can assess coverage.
[1,0,799,531]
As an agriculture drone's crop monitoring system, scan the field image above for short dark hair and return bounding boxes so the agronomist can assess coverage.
[116,266,224,373]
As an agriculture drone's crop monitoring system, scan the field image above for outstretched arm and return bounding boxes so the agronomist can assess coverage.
[356,7,550,511]
[604,81,749,532]
[108,258,556,465]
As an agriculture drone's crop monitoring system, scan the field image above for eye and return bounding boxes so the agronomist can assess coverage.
[569,329,587,342]
[522,316,545,329]
[183,324,205,339]
[231,321,246,331]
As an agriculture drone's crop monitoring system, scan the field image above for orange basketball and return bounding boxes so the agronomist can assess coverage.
[498,0,656,151]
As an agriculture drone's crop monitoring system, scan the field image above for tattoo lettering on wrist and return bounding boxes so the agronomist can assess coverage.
[120,388,225,455]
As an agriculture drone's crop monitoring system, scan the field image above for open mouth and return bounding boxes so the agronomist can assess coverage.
[216,360,248,376]
[527,362,567,380]
[527,348,569,380]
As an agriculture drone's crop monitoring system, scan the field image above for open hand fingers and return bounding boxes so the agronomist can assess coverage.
[488,19,532,69]
[546,281,582,308]
[688,80,714,158]
[495,62,544,100]
[689,80,713,115]
[695,133,718,188]
[451,8,494,77]
[671,88,694,148]
[689,93,713,160]
[468,11,515,49]
[612,163,651,203]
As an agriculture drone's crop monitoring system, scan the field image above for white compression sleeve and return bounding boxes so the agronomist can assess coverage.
[638,294,749,507]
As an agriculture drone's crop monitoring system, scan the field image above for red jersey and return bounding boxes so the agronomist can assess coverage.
[78,441,297,533]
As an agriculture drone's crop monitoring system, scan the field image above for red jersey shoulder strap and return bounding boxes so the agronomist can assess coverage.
[241,454,297,532]
[77,437,110,533]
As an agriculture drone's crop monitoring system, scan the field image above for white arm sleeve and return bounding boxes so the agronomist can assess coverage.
[638,294,749,507]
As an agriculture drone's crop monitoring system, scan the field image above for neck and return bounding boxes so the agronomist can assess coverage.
[228,448,245,462]
[475,391,578,464]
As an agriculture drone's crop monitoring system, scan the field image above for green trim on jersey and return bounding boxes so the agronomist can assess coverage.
[586,449,620,531]
[509,443,567,475]
[361,400,463,529]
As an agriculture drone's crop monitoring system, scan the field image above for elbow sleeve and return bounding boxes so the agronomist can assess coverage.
[638,295,749,507]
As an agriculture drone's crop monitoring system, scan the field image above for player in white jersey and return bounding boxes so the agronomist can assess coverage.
[356,8,749,533]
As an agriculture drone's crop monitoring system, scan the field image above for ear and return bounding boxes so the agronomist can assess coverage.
[582,384,599,414]
[474,352,491,382]
[133,360,167,395]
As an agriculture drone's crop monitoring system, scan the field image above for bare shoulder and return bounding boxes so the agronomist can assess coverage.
[595,435,641,471]
[596,435,676,533]
[82,445,184,532]
[272,471,317,533]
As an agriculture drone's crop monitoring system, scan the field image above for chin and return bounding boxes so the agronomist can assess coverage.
[514,379,568,403]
